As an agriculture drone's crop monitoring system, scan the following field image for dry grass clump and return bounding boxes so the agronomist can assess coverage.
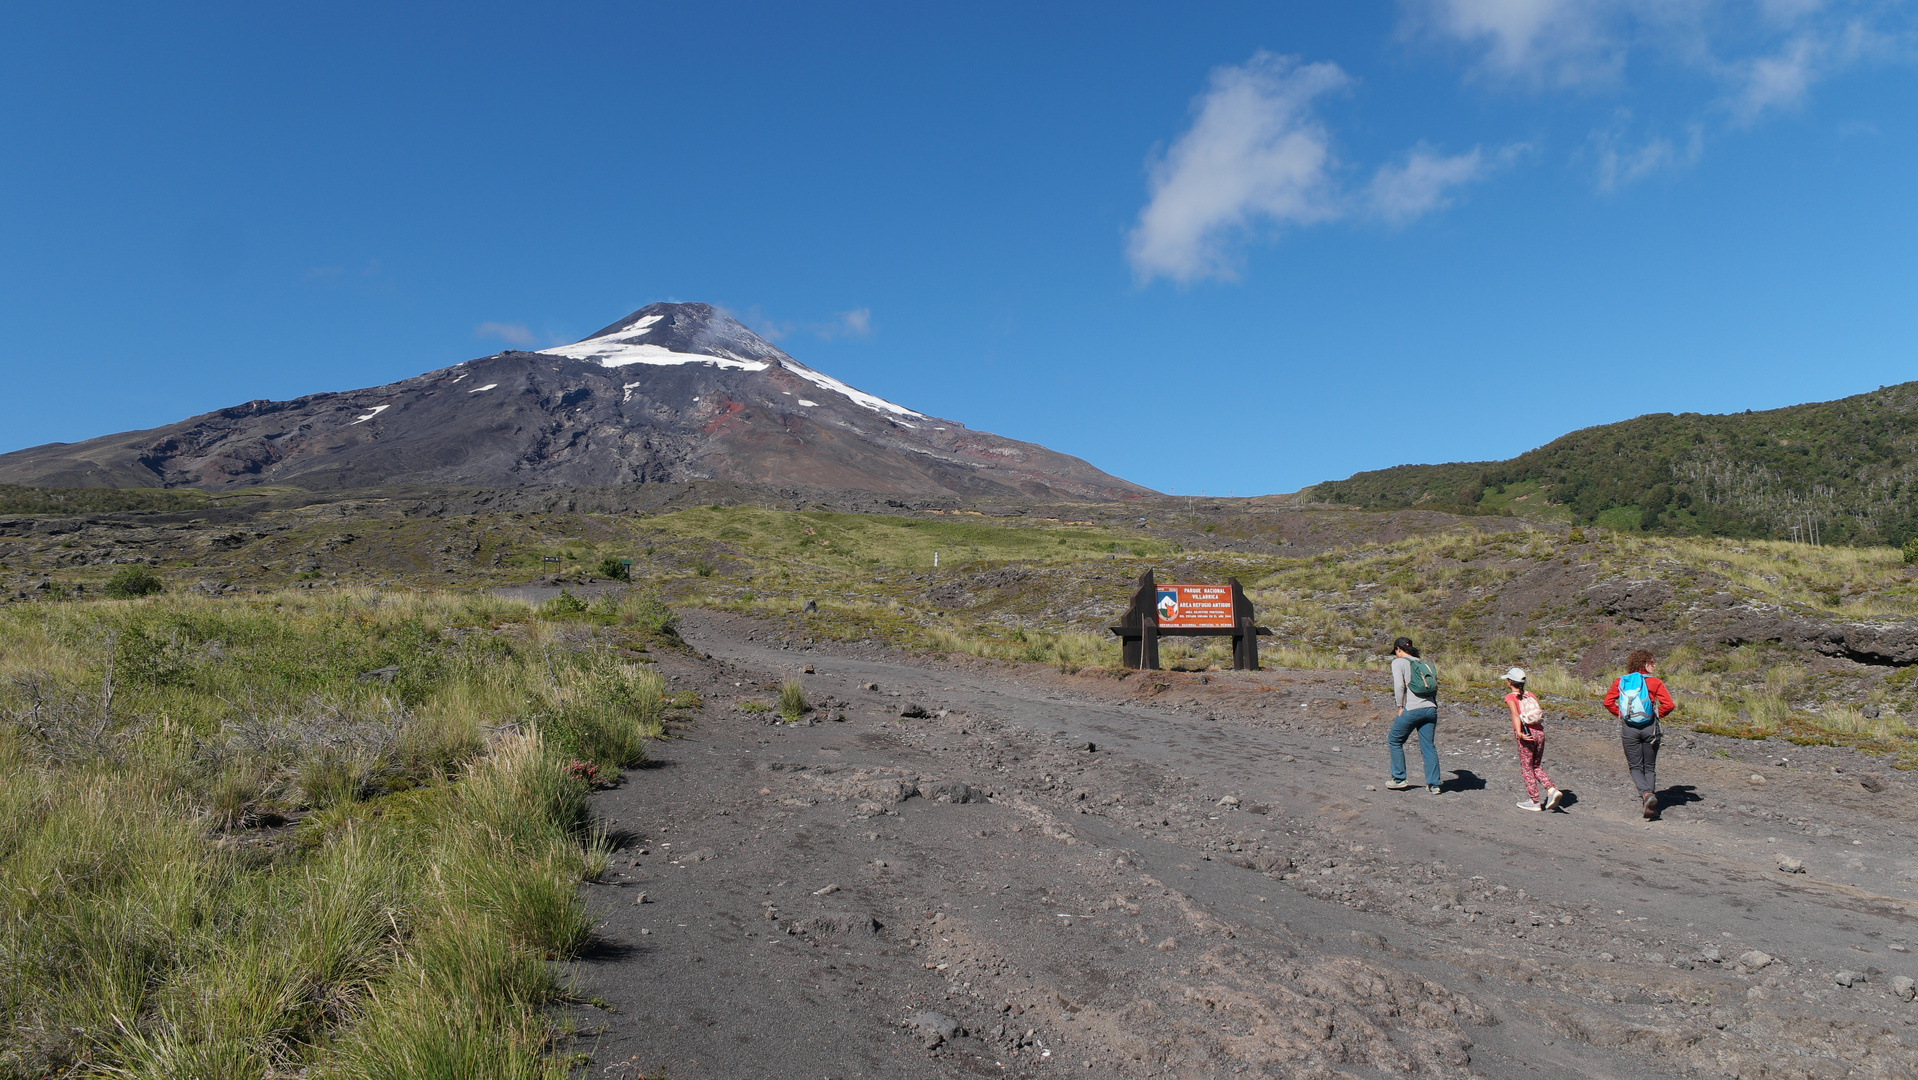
[0,587,670,1078]
[925,626,1118,673]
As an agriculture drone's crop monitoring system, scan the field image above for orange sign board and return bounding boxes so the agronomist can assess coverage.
[1154,585,1235,629]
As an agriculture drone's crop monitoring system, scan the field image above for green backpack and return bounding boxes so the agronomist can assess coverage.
[1405,658,1438,697]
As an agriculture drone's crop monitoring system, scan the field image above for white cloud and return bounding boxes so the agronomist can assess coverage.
[1720,18,1900,123]
[1590,116,1704,189]
[1127,53,1351,283]
[1408,0,1651,85]
[737,305,874,343]
[1411,0,1909,111]
[1729,33,1819,119]
[1128,53,1515,282]
[1366,145,1501,223]
[475,321,536,347]
[838,308,872,337]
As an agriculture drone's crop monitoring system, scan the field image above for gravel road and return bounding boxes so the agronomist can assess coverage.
[568,611,1918,1079]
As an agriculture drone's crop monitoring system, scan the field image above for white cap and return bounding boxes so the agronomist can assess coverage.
[1504,667,1527,683]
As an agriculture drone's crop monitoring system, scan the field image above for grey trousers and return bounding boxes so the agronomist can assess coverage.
[1622,720,1661,796]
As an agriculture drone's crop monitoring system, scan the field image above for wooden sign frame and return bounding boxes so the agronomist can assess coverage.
[1108,569,1271,671]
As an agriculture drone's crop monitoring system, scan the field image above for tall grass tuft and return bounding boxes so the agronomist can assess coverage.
[779,679,810,720]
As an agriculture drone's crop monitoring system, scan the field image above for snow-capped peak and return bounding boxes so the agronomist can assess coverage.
[536,302,924,420]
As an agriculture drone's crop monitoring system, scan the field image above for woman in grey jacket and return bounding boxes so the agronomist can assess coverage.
[1384,636,1442,793]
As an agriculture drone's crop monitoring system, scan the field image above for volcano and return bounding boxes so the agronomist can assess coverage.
[0,303,1149,500]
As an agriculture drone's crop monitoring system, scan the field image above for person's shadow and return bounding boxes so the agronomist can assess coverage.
[1657,784,1703,808]
[1550,790,1581,811]
[1441,770,1489,792]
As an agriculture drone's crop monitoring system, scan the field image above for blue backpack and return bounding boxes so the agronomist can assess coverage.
[1618,672,1654,726]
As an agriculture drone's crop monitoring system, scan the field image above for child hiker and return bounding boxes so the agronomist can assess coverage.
[1504,668,1563,812]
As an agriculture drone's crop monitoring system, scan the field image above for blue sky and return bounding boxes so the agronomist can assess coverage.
[2,1,1914,495]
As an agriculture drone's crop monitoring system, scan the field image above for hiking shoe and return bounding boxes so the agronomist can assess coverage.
[1642,791,1660,820]
[1385,778,1414,790]
[1543,787,1564,811]
[1427,785,1442,795]
[1517,800,1542,812]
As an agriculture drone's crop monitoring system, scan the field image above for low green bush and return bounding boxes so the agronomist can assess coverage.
[104,565,164,598]
[542,590,587,615]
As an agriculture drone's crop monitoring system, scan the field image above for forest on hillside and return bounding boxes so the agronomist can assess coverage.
[1311,381,1918,546]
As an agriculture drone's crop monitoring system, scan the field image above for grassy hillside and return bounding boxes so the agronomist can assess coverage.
[1310,380,1918,544]
[0,588,683,1077]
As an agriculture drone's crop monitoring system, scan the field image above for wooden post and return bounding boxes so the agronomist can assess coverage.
[1112,569,1157,671]
[1229,577,1260,671]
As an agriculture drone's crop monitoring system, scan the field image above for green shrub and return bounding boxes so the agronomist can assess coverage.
[104,565,164,598]
[596,556,631,580]
[779,679,809,720]
[621,591,677,635]
[542,590,587,615]
[1903,537,1918,565]
[692,560,715,577]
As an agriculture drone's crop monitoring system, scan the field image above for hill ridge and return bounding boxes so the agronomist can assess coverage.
[1310,381,1918,545]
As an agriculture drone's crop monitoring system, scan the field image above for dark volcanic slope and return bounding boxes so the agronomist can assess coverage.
[0,304,1149,501]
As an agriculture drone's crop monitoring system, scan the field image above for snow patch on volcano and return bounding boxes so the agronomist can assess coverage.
[781,360,924,419]
[542,338,770,371]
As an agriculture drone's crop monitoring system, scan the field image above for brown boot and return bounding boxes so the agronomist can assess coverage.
[1641,791,1659,820]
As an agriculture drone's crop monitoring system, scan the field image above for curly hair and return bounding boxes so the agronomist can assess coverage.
[1626,649,1654,673]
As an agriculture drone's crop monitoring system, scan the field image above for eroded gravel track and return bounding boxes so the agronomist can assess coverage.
[569,612,1918,1079]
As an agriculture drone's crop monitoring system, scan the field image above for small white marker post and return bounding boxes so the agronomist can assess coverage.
[933,551,939,568]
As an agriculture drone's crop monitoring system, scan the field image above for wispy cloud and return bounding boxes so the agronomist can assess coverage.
[1367,144,1523,223]
[738,306,875,343]
[1410,0,1640,86]
[1406,1,1911,188]
[1409,0,1911,111]
[1590,118,1704,190]
[475,321,536,347]
[1728,32,1820,120]
[1128,53,1350,283]
[1128,53,1514,283]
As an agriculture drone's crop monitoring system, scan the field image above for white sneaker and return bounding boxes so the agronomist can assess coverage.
[1385,778,1414,790]
[1517,800,1542,812]
[1543,787,1564,811]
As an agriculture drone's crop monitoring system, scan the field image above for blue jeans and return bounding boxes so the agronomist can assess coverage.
[1389,707,1441,787]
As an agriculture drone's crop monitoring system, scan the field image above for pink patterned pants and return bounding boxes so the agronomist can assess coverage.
[1518,734,1553,802]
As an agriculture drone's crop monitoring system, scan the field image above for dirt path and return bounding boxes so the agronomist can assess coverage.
[567,613,1918,1079]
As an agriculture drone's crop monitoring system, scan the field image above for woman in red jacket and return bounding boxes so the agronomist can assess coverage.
[1604,649,1677,819]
